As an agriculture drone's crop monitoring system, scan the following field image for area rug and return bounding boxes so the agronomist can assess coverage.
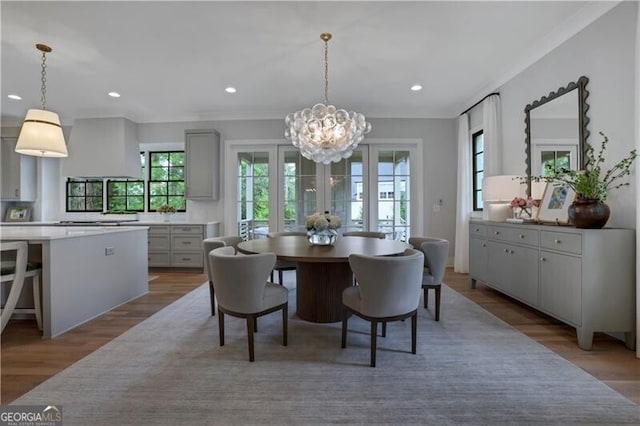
[12,280,639,425]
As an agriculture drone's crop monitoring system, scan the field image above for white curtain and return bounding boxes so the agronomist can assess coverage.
[635,2,640,358]
[482,94,502,176]
[454,114,471,273]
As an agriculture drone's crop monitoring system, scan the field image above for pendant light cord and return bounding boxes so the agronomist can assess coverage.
[40,50,47,110]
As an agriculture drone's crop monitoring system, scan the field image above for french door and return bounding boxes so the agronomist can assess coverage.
[226,141,421,241]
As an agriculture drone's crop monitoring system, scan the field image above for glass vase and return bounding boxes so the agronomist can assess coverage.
[307,229,338,246]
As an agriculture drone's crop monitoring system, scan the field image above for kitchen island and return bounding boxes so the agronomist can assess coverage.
[0,226,148,338]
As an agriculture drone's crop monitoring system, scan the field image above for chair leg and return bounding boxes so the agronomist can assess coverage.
[435,286,441,321]
[381,321,387,338]
[209,280,216,316]
[247,315,255,362]
[278,269,284,286]
[254,316,258,333]
[341,307,348,348]
[411,312,417,354]
[370,320,378,367]
[282,303,288,347]
[218,308,225,346]
[423,286,429,309]
[32,273,43,331]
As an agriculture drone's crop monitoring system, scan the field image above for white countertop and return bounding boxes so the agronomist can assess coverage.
[0,226,147,240]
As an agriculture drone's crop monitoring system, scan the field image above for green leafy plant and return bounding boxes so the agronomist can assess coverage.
[530,132,637,201]
[157,204,176,214]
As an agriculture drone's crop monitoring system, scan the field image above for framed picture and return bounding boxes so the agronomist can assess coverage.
[4,206,32,222]
[536,182,575,224]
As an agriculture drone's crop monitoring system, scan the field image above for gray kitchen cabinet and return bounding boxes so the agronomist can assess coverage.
[1,137,37,201]
[147,225,171,267]
[185,129,220,200]
[145,224,213,268]
[469,220,635,350]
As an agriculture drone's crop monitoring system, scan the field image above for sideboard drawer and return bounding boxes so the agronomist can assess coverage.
[470,224,487,237]
[504,227,539,246]
[171,252,203,268]
[487,225,538,246]
[540,231,582,255]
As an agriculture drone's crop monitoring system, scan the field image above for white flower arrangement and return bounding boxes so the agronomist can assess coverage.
[305,211,341,232]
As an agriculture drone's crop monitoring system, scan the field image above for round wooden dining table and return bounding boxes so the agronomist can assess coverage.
[237,235,410,323]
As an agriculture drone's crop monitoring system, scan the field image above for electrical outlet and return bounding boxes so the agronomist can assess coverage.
[105,247,115,256]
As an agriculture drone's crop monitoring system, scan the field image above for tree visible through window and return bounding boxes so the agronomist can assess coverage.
[472,130,484,211]
[148,151,186,212]
[66,179,104,212]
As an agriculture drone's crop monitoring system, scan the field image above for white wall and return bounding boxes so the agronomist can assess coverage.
[499,2,638,228]
[138,117,458,246]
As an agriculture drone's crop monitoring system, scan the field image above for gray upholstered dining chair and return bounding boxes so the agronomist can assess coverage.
[342,230,386,284]
[342,231,386,239]
[408,237,449,321]
[266,231,306,285]
[203,236,243,316]
[342,248,424,367]
[209,246,288,362]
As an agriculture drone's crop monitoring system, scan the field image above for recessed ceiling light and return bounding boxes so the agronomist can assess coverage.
[410,85,422,92]
[225,87,237,93]
[108,92,121,98]
[7,94,22,100]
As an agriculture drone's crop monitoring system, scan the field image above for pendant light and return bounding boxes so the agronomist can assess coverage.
[15,43,68,158]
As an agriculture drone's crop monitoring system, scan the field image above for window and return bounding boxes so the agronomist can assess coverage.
[107,180,145,211]
[66,179,104,212]
[65,151,186,213]
[472,130,484,211]
[148,151,186,212]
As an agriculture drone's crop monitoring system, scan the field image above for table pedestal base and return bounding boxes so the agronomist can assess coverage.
[296,261,352,323]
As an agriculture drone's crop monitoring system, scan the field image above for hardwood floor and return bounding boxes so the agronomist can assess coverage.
[1,268,638,405]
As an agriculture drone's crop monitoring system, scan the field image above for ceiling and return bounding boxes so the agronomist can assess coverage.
[1,1,617,126]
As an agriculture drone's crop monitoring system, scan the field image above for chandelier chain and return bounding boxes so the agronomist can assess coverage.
[40,50,48,110]
[323,37,329,105]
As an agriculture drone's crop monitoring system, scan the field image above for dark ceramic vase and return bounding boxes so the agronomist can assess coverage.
[567,198,610,229]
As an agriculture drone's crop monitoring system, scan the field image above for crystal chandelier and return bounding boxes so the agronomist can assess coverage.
[285,33,371,165]
[15,43,68,158]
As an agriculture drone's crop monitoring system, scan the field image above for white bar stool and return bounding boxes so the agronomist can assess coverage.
[1,241,43,332]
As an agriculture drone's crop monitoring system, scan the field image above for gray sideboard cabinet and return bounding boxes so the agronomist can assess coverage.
[469,220,635,351]
[185,129,220,200]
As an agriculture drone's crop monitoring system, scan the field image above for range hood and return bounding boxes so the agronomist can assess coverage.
[62,117,140,178]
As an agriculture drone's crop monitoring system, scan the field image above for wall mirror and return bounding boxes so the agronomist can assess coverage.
[524,76,590,195]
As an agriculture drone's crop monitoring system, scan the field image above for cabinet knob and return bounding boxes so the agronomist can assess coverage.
[540,257,546,261]
[474,228,479,232]
[503,248,508,253]
[554,239,562,244]
[509,250,514,254]
[482,244,486,248]
[519,234,524,239]
[495,231,500,235]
